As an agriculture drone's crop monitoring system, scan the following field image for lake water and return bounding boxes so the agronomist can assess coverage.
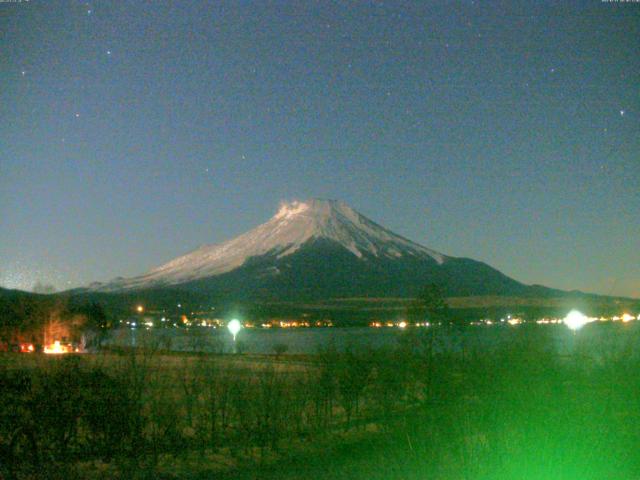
[105,321,640,358]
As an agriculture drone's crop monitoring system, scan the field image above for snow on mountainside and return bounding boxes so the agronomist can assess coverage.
[95,199,447,291]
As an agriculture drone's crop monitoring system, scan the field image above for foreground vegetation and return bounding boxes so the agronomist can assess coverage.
[1,324,639,479]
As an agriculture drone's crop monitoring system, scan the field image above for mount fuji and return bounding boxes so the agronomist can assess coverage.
[91,199,537,300]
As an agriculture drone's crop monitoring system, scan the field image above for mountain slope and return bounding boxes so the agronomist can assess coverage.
[177,238,530,300]
[91,199,530,299]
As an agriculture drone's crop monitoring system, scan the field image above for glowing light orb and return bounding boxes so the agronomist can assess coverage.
[564,310,589,331]
[227,319,242,339]
[621,313,634,323]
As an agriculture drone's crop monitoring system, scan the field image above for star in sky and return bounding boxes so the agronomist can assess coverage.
[620,110,625,116]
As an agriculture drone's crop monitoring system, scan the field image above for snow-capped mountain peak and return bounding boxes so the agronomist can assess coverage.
[95,199,446,291]
[274,200,311,219]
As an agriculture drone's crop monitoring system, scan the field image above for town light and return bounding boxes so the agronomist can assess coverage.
[564,310,589,331]
[136,305,144,313]
[621,313,634,323]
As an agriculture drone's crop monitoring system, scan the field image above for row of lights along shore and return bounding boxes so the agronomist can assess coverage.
[17,308,639,356]
[131,304,638,333]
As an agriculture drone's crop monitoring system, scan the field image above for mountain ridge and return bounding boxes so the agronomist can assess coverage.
[83,199,598,302]
[92,199,448,292]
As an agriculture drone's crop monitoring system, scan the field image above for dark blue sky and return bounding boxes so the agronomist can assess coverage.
[1,1,638,297]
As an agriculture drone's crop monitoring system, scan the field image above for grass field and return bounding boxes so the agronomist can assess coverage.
[1,324,639,479]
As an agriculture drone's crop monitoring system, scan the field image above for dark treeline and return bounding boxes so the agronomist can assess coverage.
[2,285,638,335]
[1,324,640,479]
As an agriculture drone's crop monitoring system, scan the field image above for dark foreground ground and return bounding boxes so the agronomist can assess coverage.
[1,323,639,480]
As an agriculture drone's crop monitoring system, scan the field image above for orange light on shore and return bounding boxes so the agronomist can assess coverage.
[136,305,144,313]
[44,341,73,354]
[20,343,35,353]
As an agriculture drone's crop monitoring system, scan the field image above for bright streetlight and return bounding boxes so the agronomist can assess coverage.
[227,319,242,353]
[563,310,589,331]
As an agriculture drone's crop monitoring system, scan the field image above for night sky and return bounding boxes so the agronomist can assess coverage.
[1,1,638,297]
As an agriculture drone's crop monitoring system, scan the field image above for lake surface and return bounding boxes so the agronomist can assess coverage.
[105,321,640,358]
